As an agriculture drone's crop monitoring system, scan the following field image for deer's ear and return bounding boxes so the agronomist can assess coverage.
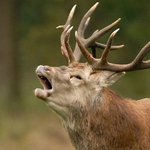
[104,72,125,87]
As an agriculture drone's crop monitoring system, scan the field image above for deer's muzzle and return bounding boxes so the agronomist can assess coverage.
[35,65,53,100]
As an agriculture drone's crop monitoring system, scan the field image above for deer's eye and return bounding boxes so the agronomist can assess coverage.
[75,75,82,80]
[70,75,82,80]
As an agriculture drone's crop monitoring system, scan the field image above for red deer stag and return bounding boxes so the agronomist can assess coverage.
[35,2,150,150]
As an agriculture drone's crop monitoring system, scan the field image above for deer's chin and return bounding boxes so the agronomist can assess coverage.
[35,88,52,100]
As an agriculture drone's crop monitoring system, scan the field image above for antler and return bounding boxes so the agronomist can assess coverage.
[57,2,150,72]
[75,29,150,72]
[57,2,124,63]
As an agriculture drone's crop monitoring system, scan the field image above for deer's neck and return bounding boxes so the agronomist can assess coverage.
[64,88,144,150]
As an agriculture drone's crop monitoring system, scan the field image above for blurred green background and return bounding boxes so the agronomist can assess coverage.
[0,0,150,149]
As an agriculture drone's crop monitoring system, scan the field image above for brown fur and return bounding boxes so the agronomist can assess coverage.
[65,88,150,150]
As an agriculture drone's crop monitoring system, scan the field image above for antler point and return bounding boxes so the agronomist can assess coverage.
[75,31,78,36]
[66,26,74,35]
[56,25,63,29]
[111,28,120,37]
[72,4,77,11]
[95,2,99,6]
[117,28,120,31]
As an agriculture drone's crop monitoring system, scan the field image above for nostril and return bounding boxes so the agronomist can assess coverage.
[44,66,50,72]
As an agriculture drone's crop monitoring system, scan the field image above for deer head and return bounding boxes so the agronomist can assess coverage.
[34,2,150,149]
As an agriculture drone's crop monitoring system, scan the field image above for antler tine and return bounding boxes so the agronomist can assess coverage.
[88,18,124,50]
[64,26,76,64]
[56,5,76,29]
[128,41,150,71]
[87,18,121,46]
[99,29,120,66]
[75,31,95,65]
[60,25,70,60]
[93,42,124,50]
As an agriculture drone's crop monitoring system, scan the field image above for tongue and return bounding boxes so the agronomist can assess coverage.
[35,88,47,100]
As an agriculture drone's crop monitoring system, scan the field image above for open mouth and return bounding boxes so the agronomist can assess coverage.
[37,74,53,90]
[35,65,53,99]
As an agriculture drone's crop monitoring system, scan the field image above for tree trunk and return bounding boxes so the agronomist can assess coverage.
[0,0,21,112]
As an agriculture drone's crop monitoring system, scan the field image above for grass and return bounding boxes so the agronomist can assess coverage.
[0,109,73,150]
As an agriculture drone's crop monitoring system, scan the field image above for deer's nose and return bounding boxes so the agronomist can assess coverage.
[36,65,52,75]
[36,65,51,71]
[36,65,44,73]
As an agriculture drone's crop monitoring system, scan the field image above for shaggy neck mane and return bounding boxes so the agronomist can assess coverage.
[65,88,149,150]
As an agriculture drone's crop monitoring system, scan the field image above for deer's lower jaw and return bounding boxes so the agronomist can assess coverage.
[35,84,53,100]
[35,88,50,100]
